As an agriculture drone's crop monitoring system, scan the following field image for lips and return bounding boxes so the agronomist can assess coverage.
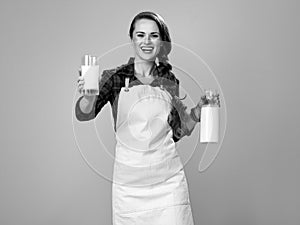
[141,46,154,53]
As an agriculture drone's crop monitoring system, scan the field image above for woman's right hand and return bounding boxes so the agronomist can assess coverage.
[77,69,84,94]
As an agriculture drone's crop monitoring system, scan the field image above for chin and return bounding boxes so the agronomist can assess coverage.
[137,55,156,62]
[143,56,156,62]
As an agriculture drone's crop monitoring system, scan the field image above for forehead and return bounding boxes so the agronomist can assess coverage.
[134,19,160,32]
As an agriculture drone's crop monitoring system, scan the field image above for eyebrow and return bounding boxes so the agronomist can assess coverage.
[135,31,160,34]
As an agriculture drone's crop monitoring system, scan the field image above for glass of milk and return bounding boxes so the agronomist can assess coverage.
[80,54,100,96]
[200,89,220,143]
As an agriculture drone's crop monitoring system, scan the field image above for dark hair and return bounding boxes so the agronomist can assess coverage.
[129,11,172,63]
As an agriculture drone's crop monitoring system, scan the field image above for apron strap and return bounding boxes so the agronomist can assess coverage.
[124,77,130,92]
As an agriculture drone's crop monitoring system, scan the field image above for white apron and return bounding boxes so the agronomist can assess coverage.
[112,79,194,225]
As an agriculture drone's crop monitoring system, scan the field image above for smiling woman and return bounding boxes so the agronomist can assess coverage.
[131,19,162,63]
[75,11,205,225]
[129,12,172,63]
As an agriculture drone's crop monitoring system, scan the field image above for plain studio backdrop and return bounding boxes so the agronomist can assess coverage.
[1,0,299,225]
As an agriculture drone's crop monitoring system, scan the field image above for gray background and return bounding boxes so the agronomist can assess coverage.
[1,0,299,225]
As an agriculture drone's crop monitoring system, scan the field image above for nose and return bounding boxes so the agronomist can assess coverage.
[144,35,151,44]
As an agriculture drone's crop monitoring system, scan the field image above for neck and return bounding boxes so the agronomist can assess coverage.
[134,58,155,77]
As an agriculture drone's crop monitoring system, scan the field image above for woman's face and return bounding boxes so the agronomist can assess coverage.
[131,19,162,62]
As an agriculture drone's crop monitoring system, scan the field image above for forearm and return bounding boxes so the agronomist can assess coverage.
[185,111,198,134]
[178,106,201,139]
[79,95,97,114]
[75,95,97,121]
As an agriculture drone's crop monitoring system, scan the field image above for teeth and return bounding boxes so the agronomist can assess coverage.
[141,47,153,50]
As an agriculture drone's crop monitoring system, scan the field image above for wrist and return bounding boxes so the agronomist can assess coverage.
[82,95,96,103]
[79,95,97,114]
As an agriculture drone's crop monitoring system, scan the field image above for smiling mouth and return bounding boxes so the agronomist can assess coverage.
[141,46,154,53]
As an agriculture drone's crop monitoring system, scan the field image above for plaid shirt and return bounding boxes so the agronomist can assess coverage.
[75,57,191,141]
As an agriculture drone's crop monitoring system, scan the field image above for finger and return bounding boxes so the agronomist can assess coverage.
[77,80,84,88]
[197,99,204,107]
[78,86,84,94]
[77,77,84,83]
[78,81,85,87]
[78,85,85,92]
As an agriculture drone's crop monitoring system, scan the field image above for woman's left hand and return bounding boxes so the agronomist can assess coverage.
[190,96,206,122]
[195,95,206,117]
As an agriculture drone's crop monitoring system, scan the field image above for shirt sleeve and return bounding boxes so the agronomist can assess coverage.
[171,77,195,142]
[75,70,114,121]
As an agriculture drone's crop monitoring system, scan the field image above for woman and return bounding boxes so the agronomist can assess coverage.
[75,11,203,225]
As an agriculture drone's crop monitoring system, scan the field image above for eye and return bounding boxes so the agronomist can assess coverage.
[137,34,144,38]
[151,34,159,38]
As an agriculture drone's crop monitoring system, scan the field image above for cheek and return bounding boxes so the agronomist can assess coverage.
[155,42,162,52]
[131,40,140,50]
[132,36,138,43]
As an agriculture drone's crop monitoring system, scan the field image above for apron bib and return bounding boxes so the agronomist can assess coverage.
[112,78,194,225]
